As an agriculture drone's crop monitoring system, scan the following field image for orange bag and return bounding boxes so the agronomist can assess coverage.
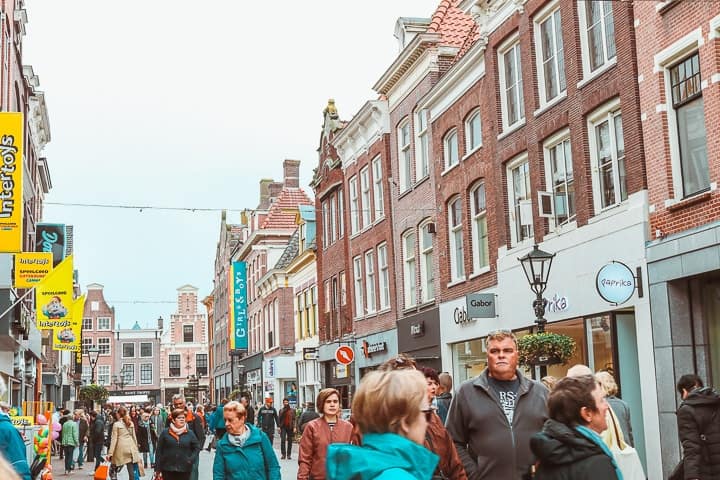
[94,463,109,480]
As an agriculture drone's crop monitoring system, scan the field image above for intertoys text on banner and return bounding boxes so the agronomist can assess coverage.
[0,112,24,253]
[35,255,74,330]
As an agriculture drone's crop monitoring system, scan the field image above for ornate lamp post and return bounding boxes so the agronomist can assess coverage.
[86,347,101,384]
[518,244,556,333]
[112,371,128,391]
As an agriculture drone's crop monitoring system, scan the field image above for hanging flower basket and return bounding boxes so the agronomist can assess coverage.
[518,332,576,367]
[79,384,109,402]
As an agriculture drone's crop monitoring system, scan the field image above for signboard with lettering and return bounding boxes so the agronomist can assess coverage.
[229,261,248,351]
[361,340,387,358]
[410,321,424,337]
[10,416,33,427]
[303,347,318,361]
[596,262,635,305]
[0,113,23,253]
[335,364,348,379]
[35,223,70,267]
[466,293,496,319]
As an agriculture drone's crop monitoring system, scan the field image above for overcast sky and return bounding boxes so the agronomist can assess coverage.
[23,0,440,327]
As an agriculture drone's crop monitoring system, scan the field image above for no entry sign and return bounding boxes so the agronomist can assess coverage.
[335,345,355,365]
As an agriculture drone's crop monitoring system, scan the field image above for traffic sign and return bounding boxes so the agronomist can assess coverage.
[335,345,354,365]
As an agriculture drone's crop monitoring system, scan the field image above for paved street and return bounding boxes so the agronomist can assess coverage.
[49,436,299,479]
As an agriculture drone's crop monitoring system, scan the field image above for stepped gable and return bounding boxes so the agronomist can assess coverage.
[428,0,480,59]
[260,187,313,230]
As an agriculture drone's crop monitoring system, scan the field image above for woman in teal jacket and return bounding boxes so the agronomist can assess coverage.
[212,400,280,480]
[326,369,439,480]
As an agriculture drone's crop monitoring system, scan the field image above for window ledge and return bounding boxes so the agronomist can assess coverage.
[447,277,467,288]
[469,266,491,279]
[414,175,430,188]
[577,59,617,90]
[372,216,386,227]
[497,120,526,141]
[506,238,535,253]
[534,92,567,118]
[441,162,460,177]
[542,220,578,240]
[656,0,680,14]
[588,201,629,224]
[665,190,713,212]
[462,145,482,161]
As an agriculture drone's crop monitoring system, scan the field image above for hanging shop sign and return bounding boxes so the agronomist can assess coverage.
[303,347,318,361]
[596,261,639,305]
[13,252,53,288]
[52,295,84,352]
[466,293,496,319]
[0,112,23,253]
[35,223,72,267]
[229,261,248,351]
[35,256,74,329]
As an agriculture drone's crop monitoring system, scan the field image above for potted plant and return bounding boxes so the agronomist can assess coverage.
[517,332,576,366]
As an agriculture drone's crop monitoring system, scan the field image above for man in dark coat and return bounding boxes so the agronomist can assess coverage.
[241,396,255,426]
[298,402,320,434]
[257,398,279,445]
[277,398,295,459]
[89,410,105,470]
[677,374,720,479]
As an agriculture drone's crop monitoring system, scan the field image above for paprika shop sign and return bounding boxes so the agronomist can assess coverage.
[596,261,637,305]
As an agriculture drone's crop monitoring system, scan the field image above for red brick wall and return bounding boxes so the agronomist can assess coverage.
[635,0,720,236]
[344,134,398,337]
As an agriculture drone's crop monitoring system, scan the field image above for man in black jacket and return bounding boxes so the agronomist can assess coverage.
[168,394,205,480]
[257,398,278,445]
[240,396,255,426]
[89,411,105,470]
[298,402,320,434]
[277,398,295,459]
[677,374,720,480]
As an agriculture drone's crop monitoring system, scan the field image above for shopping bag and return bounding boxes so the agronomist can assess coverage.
[607,407,646,480]
[94,463,110,480]
[204,433,215,449]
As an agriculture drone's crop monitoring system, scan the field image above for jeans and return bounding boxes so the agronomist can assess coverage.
[63,445,75,472]
[93,442,104,470]
[109,463,138,480]
[280,427,293,457]
[142,443,155,467]
[76,442,85,467]
[189,456,199,480]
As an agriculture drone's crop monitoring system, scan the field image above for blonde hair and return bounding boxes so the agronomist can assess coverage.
[352,369,426,435]
[595,371,619,396]
[223,400,246,420]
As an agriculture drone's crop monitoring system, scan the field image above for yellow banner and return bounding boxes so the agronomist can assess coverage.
[52,295,84,352]
[36,255,74,330]
[14,252,53,288]
[10,416,34,427]
[0,112,24,253]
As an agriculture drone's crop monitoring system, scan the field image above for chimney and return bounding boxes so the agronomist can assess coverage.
[157,316,164,331]
[283,159,301,188]
[268,182,284,203]
[258,179,273,210]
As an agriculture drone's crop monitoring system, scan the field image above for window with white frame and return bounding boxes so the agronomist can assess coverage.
[353,256,364,318]
[324,280,330,312]
[470,183,489,272]
[444,129,459,170]
[97,365,110,386]
[340,271,347,305]
[508,156,533,245]
[544,135,575,226]
[82,338,93,354]
[589,103,626,210]
[448,198,465,281]
[668,53,710,197]
[365,250,376,314]
[349,176,360,234]
[97,337,111,355]
[372,157,384,220]
[122,364,135,385]
[337,189,345,237]
[580,1,616,75]
[535,5,566,104]
[140,342,153,357]
[465,110,482,153]
[398,119,412,192]
[122,343,135,358]
[329,195,337,243]
[140,364,153,385]
[81,365,91,385]
[97,317,111,330]
[403,231,417,308]
[196,353,208,376]
[499,38,525,130]
[322,200,330,247]
[416,110,430,179]
[82,317,92,330]
[420,221,434,302]
[378,243,390,310]
[361,166,372,227]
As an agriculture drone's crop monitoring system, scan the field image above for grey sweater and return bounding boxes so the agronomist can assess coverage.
[445,369,548,480]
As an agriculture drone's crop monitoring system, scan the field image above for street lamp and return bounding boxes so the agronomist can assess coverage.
[112,372,128,391]
[186,374,202,404]
[518,244,556,333]
[86,347,100,384]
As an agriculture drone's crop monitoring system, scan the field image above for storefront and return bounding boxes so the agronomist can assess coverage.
[397,308,442,372]
[318,342,354,409]
[241,351,263,405]
[355,329,398,380]
[439,209,658,476]
[262,354,297,404]
[296,346,320,408]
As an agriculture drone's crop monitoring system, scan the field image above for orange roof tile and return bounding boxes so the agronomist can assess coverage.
[260,187,314,230]
[427,0,478,51]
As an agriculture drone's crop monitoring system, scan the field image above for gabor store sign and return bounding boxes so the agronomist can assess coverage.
[596,261,636,305]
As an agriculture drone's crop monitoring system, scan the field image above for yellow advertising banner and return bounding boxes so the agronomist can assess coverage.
[35,255,73,330]
[10,416,34,427]
[14,252,53,288]
[52,295,84,352]
[0,112,24,253]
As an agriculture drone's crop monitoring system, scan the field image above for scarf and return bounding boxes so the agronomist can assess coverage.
[169,423,187,441]
[575,425,624,480]
[226,426,250,447]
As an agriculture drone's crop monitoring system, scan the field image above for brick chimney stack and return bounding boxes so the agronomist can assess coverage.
[258,179,273,210]
[283,159,301,188]
[268,182,284,202]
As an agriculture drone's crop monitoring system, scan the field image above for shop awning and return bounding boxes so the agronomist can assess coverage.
[107,394,149,404]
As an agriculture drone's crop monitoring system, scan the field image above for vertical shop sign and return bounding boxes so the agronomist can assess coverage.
[35,255,74,329]
[0,112,23,253]
[229,261,248,351]
[35,223,68,267]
